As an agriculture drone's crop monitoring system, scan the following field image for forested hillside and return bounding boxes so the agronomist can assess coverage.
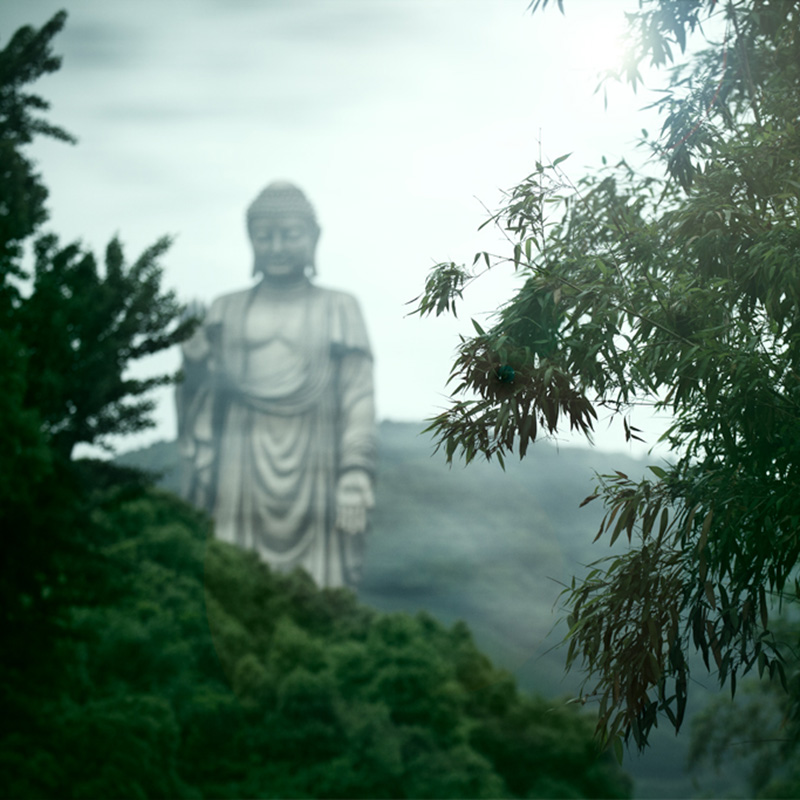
[119,423,650,697]
[119,425,758,798]
[2,483,633,798]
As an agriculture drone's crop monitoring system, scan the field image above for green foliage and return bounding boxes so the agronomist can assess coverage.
[120,423,647,698]
[19,233,193,458]
[410,0,800,751]
[0,486,633,799]
[0,9,193,469]
[0,9,195,672]
[0,11,71,665]
[688,613,800,798]
[0,10,73,272]
[127,428,757,796]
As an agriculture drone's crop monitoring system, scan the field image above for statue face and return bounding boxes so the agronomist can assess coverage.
[249,215,317,281]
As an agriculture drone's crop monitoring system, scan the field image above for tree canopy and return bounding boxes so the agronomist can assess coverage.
[411,0,800,752]
[1,485,633,799]
[0,9,193,698]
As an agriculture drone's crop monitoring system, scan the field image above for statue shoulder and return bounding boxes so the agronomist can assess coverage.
[181,289,254,360]
[205,285,257,323]
[313,285,371,352]
[313,285,364,314]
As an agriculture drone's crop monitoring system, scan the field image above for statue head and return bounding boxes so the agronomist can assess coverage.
[246,181,321,282]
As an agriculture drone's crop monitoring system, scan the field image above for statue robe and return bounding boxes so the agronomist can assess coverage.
[178,279,376,588]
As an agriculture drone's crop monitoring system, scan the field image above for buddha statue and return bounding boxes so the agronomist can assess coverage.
[176,181,376,588]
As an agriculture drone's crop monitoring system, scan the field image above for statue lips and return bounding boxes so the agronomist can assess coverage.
[254,255,304,280]
[255,245,309,280]
[264,260,293,274]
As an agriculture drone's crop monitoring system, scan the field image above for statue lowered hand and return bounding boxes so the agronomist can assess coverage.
[335,469,375,536]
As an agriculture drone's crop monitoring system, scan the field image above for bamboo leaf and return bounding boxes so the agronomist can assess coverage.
[697,509,713,554]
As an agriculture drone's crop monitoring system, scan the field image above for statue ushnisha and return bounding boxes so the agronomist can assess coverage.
[177,181,376,588]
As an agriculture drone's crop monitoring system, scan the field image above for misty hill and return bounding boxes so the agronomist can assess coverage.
[119,421,744,798]
[118,421,649,699]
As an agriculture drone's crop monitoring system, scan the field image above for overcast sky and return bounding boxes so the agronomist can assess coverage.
[3,0,674,457]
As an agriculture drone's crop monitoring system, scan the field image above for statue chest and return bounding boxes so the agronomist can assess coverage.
[219,288,333,395]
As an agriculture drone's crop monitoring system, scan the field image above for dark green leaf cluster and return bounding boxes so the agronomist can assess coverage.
[0,10,73,272]
[425,319,597,468]
[642,1,800,189]
[0,11,193,719]
[0,10,73,147]
[688,613,800,798]
[412,0,800,753]
[1,486,633,799]
[0,12,194,461]
[407,260,471,318]
[18,234,195,458]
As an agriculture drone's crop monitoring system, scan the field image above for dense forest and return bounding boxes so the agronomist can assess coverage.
[2,480,634,798]
[122,423,791,799]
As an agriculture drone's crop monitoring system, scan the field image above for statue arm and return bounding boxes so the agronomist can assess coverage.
[338,349,377,475]
[334,347,376,535]
[330,293,376,474]
[176,301,220,511]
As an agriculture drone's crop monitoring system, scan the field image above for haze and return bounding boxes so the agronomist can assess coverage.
[2,0,670,456]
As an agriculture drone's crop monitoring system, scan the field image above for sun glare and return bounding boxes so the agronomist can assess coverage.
[570,14,629,78]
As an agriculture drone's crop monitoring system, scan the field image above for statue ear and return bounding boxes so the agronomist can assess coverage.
[308,226,320,277]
